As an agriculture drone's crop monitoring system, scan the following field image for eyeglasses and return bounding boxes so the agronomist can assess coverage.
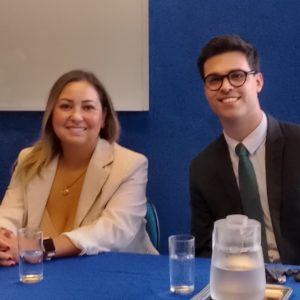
[204,69,257,91]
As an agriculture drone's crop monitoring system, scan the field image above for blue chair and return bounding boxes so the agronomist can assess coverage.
[146,200,160,251]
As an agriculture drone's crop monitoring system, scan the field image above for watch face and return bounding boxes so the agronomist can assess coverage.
[43,238,55,253]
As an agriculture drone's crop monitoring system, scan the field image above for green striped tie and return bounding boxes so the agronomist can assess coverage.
[235,143,268,261]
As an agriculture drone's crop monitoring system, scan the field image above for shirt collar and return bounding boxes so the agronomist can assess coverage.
[224,112,267,155]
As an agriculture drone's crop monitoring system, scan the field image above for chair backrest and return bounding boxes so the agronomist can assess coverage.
[146,200,160,251]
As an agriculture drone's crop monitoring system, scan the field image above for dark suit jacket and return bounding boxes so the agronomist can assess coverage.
[189,115,300,264]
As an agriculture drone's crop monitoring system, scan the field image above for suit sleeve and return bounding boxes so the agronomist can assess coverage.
[189,160,214,257]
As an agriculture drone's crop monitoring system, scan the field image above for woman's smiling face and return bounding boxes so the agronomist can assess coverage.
[52,80,106,150]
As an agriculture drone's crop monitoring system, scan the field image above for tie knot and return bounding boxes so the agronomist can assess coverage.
[235,143,249,157]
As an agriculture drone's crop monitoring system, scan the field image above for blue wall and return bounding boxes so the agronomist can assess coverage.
[1,1,300,254]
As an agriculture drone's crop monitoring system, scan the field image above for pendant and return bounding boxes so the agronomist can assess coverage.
[62,187,70,196]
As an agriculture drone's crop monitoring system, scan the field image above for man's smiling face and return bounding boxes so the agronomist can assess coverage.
[203,51,263,123]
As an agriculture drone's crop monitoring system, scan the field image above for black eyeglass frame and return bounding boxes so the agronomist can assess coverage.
[203,69,257,91]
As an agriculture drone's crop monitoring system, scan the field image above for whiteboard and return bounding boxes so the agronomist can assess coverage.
[0,0,149,111]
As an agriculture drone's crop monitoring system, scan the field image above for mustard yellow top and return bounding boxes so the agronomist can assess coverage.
[40,162,87,237]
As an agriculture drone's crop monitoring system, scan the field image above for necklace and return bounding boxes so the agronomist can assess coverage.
[62,169,87,196]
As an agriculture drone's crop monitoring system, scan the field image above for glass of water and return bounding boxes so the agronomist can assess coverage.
[168,234,195,294]
[18,228,43,283]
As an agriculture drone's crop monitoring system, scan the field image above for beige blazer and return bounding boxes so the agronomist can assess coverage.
[0,139,157,255]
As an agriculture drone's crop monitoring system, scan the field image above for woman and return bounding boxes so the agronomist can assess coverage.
[0,70,157,266]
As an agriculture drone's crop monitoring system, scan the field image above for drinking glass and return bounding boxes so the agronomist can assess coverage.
[169,234,195,294]
[18,227,43,283]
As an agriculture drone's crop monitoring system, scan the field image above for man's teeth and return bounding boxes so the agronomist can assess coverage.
[221,97,238,103]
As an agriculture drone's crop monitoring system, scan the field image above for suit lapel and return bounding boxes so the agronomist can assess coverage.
[26,157,58,228]
[74,139,113,226]
[265,115,284,247]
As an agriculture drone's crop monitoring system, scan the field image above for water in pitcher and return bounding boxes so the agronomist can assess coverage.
[210,263,265,300]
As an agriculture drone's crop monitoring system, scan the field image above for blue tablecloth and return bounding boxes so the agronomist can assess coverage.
[0,252,299,299]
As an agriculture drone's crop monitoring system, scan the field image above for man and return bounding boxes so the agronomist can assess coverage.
[190,34,300,264]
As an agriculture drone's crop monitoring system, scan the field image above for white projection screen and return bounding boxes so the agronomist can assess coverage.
[0,0,149,111]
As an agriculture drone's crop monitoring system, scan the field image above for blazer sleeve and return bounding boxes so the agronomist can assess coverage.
[0,149,30,233]
[63,151,149,255]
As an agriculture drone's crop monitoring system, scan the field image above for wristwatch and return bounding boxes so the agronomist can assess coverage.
[43,238,56,260]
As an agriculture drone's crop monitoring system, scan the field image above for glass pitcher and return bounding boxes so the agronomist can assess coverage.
[210,215,266,300]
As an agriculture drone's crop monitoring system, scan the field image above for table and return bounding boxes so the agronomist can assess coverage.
[0,252,299,299]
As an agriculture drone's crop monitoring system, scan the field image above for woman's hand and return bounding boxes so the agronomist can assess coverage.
[0,228,18,266]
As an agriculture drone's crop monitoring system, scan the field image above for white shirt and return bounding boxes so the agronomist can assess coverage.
[223,112,280,262]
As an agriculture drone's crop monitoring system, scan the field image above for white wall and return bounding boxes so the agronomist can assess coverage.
[0,0,148,111]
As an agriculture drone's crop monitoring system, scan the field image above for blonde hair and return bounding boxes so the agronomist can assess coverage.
[15,70,120,187]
